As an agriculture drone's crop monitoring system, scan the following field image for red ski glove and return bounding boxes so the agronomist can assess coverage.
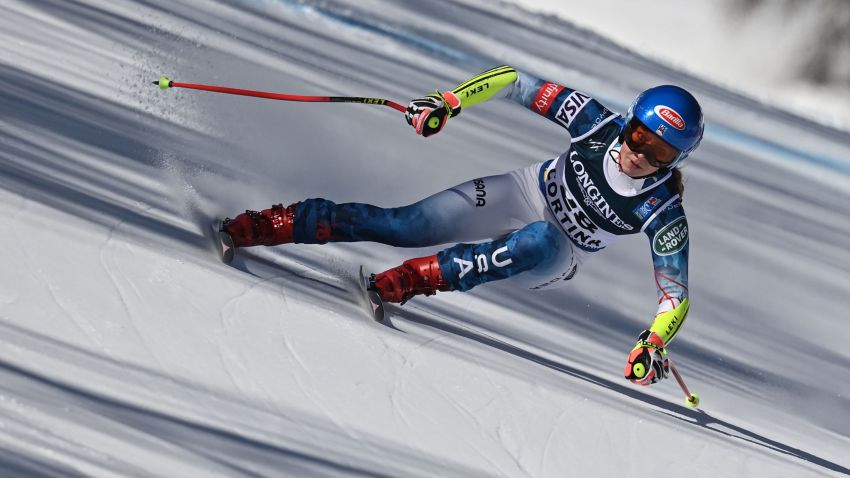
[405,90,461,137]
[624,330,670,386]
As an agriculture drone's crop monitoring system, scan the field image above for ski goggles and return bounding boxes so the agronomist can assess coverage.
[623,118,681,168]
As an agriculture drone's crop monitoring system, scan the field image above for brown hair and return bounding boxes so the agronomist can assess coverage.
[670,168,684,197]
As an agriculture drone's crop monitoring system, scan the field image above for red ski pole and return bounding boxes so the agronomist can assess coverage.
[153,76,407,113]
[669,360,700,408]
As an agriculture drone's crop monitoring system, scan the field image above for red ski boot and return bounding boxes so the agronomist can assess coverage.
[221,203,297,248]
[370,255,450,304]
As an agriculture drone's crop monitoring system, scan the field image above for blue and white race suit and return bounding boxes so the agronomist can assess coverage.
[287,66,690,336]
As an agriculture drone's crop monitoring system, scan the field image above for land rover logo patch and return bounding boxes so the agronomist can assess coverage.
[653,217,689,256]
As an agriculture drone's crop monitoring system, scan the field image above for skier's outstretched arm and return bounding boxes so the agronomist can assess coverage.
[624,201,691,386]
[405,65,617,139]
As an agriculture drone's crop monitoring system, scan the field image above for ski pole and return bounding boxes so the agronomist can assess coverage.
[669,360,700,408]
[153,76,406,113]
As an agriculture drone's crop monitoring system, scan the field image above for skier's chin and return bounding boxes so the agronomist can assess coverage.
[620,159,643,177]
[620,154,658,178]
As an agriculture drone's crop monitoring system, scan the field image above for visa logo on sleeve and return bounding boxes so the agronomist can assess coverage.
[554,90,591,127]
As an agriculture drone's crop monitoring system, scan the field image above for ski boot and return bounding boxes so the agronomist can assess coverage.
[218,204,298,263]
[369,255,450,304]
[221,203,297,248]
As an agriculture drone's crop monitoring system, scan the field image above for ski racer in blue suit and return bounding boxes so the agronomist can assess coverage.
[221,66,705,387]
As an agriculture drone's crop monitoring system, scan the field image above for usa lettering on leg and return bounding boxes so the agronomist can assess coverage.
[454,246,513,279]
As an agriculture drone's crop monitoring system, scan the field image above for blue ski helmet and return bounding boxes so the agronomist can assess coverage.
[625,85,704,169]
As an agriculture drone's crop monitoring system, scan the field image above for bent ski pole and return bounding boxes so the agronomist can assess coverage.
[153,76,406,113]
[669,360,700,408]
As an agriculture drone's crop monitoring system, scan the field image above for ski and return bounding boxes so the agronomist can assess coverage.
[218,231,235,264]
[212,220,382,320]
[212,222,383,320]
[211,222,236,264]
[359,265,385,322]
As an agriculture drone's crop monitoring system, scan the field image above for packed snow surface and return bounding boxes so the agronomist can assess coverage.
[1,1,849,477]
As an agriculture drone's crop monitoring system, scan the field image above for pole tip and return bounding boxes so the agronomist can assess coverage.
[686,393,700,408]
[155,76,172,91]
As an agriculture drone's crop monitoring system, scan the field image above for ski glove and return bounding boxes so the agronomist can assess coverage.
[405,90,462,137]
[624,330,670,386]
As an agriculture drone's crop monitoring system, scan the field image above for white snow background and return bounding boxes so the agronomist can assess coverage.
[1,1,849,477]
[509,0,850,133]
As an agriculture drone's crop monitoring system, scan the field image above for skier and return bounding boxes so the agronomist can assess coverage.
[220,65,703,387]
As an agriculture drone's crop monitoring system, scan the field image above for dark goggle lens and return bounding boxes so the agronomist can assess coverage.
[624,120,680,167]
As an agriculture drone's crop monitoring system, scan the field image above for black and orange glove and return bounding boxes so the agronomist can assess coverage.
[405,90,462,137]
[624,330,670,386]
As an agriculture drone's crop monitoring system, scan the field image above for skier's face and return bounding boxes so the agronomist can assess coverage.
[618,140,662,177]
[619,119,680,177]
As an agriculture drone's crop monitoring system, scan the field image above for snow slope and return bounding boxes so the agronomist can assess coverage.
[1,0,849,476]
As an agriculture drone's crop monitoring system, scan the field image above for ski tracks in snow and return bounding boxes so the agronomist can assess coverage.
[382,306,538,477]
[97,209,175,375]
[10,196,109,353]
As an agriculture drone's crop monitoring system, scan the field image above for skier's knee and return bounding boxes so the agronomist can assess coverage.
[509,221,562,269]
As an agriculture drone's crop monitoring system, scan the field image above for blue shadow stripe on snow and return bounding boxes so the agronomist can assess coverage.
[387,303,850,476]
[0,320,497,478]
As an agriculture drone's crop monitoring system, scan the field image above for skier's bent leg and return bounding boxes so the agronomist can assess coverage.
[371,221,567,303]
[222,166,545,249]
[222,179,522,249]
[223,198,448,248]
[437,221,566,291]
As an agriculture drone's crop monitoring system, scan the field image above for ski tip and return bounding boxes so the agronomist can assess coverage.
[359,266,386,322]
[218,229,236,264]
[366,290,385,322]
